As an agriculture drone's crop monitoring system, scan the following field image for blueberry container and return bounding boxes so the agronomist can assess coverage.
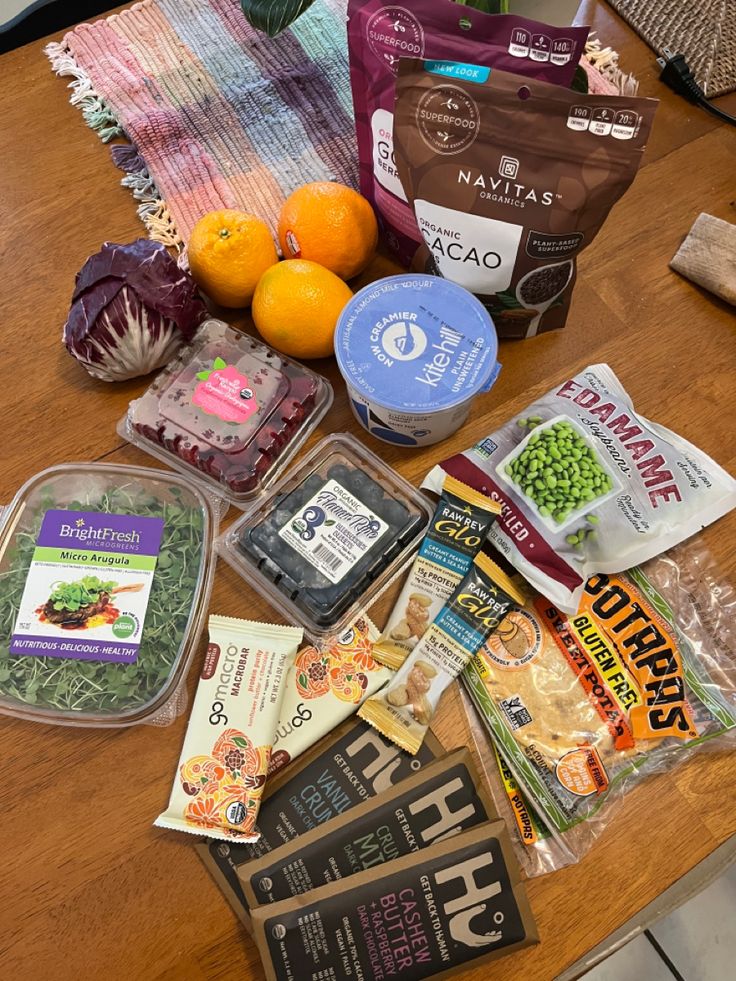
[217,434,433,639]
[119,319,333,508]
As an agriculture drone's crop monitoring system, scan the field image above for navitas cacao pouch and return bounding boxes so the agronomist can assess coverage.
[394,62,658,337]
[347,0,589,264]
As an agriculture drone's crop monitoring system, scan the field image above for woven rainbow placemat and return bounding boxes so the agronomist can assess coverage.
[46,0,356,247]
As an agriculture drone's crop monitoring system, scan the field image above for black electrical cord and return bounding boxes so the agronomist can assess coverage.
[657,48,736,127]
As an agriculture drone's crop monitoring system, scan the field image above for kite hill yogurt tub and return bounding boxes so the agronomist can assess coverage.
[335,275,500,447]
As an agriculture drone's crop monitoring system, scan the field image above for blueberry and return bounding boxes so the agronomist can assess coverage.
[382,500,411,527]
[327,463,351,484]
[358,482,384,510]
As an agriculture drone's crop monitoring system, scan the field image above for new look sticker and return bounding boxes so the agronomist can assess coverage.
[10,510,164,664]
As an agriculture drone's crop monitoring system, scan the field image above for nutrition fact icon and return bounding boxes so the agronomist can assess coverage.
[508,30,575,65]
[567,106,640,139]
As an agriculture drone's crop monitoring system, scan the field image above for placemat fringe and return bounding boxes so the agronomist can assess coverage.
[46,39,179,246]
[585,36,639,96]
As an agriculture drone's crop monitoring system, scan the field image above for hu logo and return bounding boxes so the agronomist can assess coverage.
[435,853,505,947]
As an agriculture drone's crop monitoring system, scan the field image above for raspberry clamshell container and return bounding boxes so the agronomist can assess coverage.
[118,319,333,508]
[0,463,218,727]
[217,434,434,640]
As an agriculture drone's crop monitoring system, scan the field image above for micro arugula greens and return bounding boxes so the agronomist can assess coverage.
[0,483,205,715]
[49,576,116,612]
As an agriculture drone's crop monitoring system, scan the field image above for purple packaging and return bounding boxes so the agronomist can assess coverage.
[347,0,589,264]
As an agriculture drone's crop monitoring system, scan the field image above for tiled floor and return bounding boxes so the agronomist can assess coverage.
[581,864,736,980]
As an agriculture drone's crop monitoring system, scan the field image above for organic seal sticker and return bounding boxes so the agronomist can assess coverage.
[366,6,424,75]
[417,83,480,155]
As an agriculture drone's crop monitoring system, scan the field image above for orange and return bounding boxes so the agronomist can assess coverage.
[188,209,278,308]
[252,260,352,360]
[278,182,378,280]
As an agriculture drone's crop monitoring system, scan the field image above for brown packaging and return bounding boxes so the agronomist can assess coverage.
[195,715,444,928]
[394,60,658,338]
[239,747,497,909]
[251,820,538,981]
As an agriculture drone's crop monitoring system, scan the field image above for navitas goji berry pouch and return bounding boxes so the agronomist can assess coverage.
[393,61,658,337]
[347,0,589,264]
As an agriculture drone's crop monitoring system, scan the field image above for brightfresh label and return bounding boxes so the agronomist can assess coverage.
[278,480,389,585]
[10,510,164,664]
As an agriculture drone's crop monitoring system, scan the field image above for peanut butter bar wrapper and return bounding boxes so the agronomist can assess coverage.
[375,476,501,670]
[155,615,302,843]
[361,553,523,755]
[269,615,391,776]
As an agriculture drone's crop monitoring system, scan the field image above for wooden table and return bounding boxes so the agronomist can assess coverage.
[0,2,734,978]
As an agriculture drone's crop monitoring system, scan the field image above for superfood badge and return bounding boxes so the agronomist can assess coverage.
[366,6,425,74]
[417,82,480,155]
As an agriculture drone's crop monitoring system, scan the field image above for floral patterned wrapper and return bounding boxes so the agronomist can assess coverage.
[155,615,302,842]
[268,615,392,776]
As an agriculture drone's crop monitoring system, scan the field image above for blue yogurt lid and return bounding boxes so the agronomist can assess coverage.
[335,275,500,414]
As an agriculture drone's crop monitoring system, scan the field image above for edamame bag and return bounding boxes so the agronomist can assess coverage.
[347,0,589,264]
[423,364,736,612]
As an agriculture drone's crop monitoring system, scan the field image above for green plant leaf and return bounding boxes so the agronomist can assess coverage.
[571,64,589,94]
[232,736,248,748]
[212,357,227,370]
[240,0,315,37]
[324,519,336,526]
[490,289,523,311]
[196,370,211,381]
[454,1,500,13]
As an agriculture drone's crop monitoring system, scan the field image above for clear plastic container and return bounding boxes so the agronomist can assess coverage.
[119,319,333,507]
[217,434,433,639]
[0,463,218,727]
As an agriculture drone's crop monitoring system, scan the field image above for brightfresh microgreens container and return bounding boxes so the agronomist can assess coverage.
[119,319,333,508]
[217,433,433,640]
[0,463,218,727]
[335,274,500,447]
